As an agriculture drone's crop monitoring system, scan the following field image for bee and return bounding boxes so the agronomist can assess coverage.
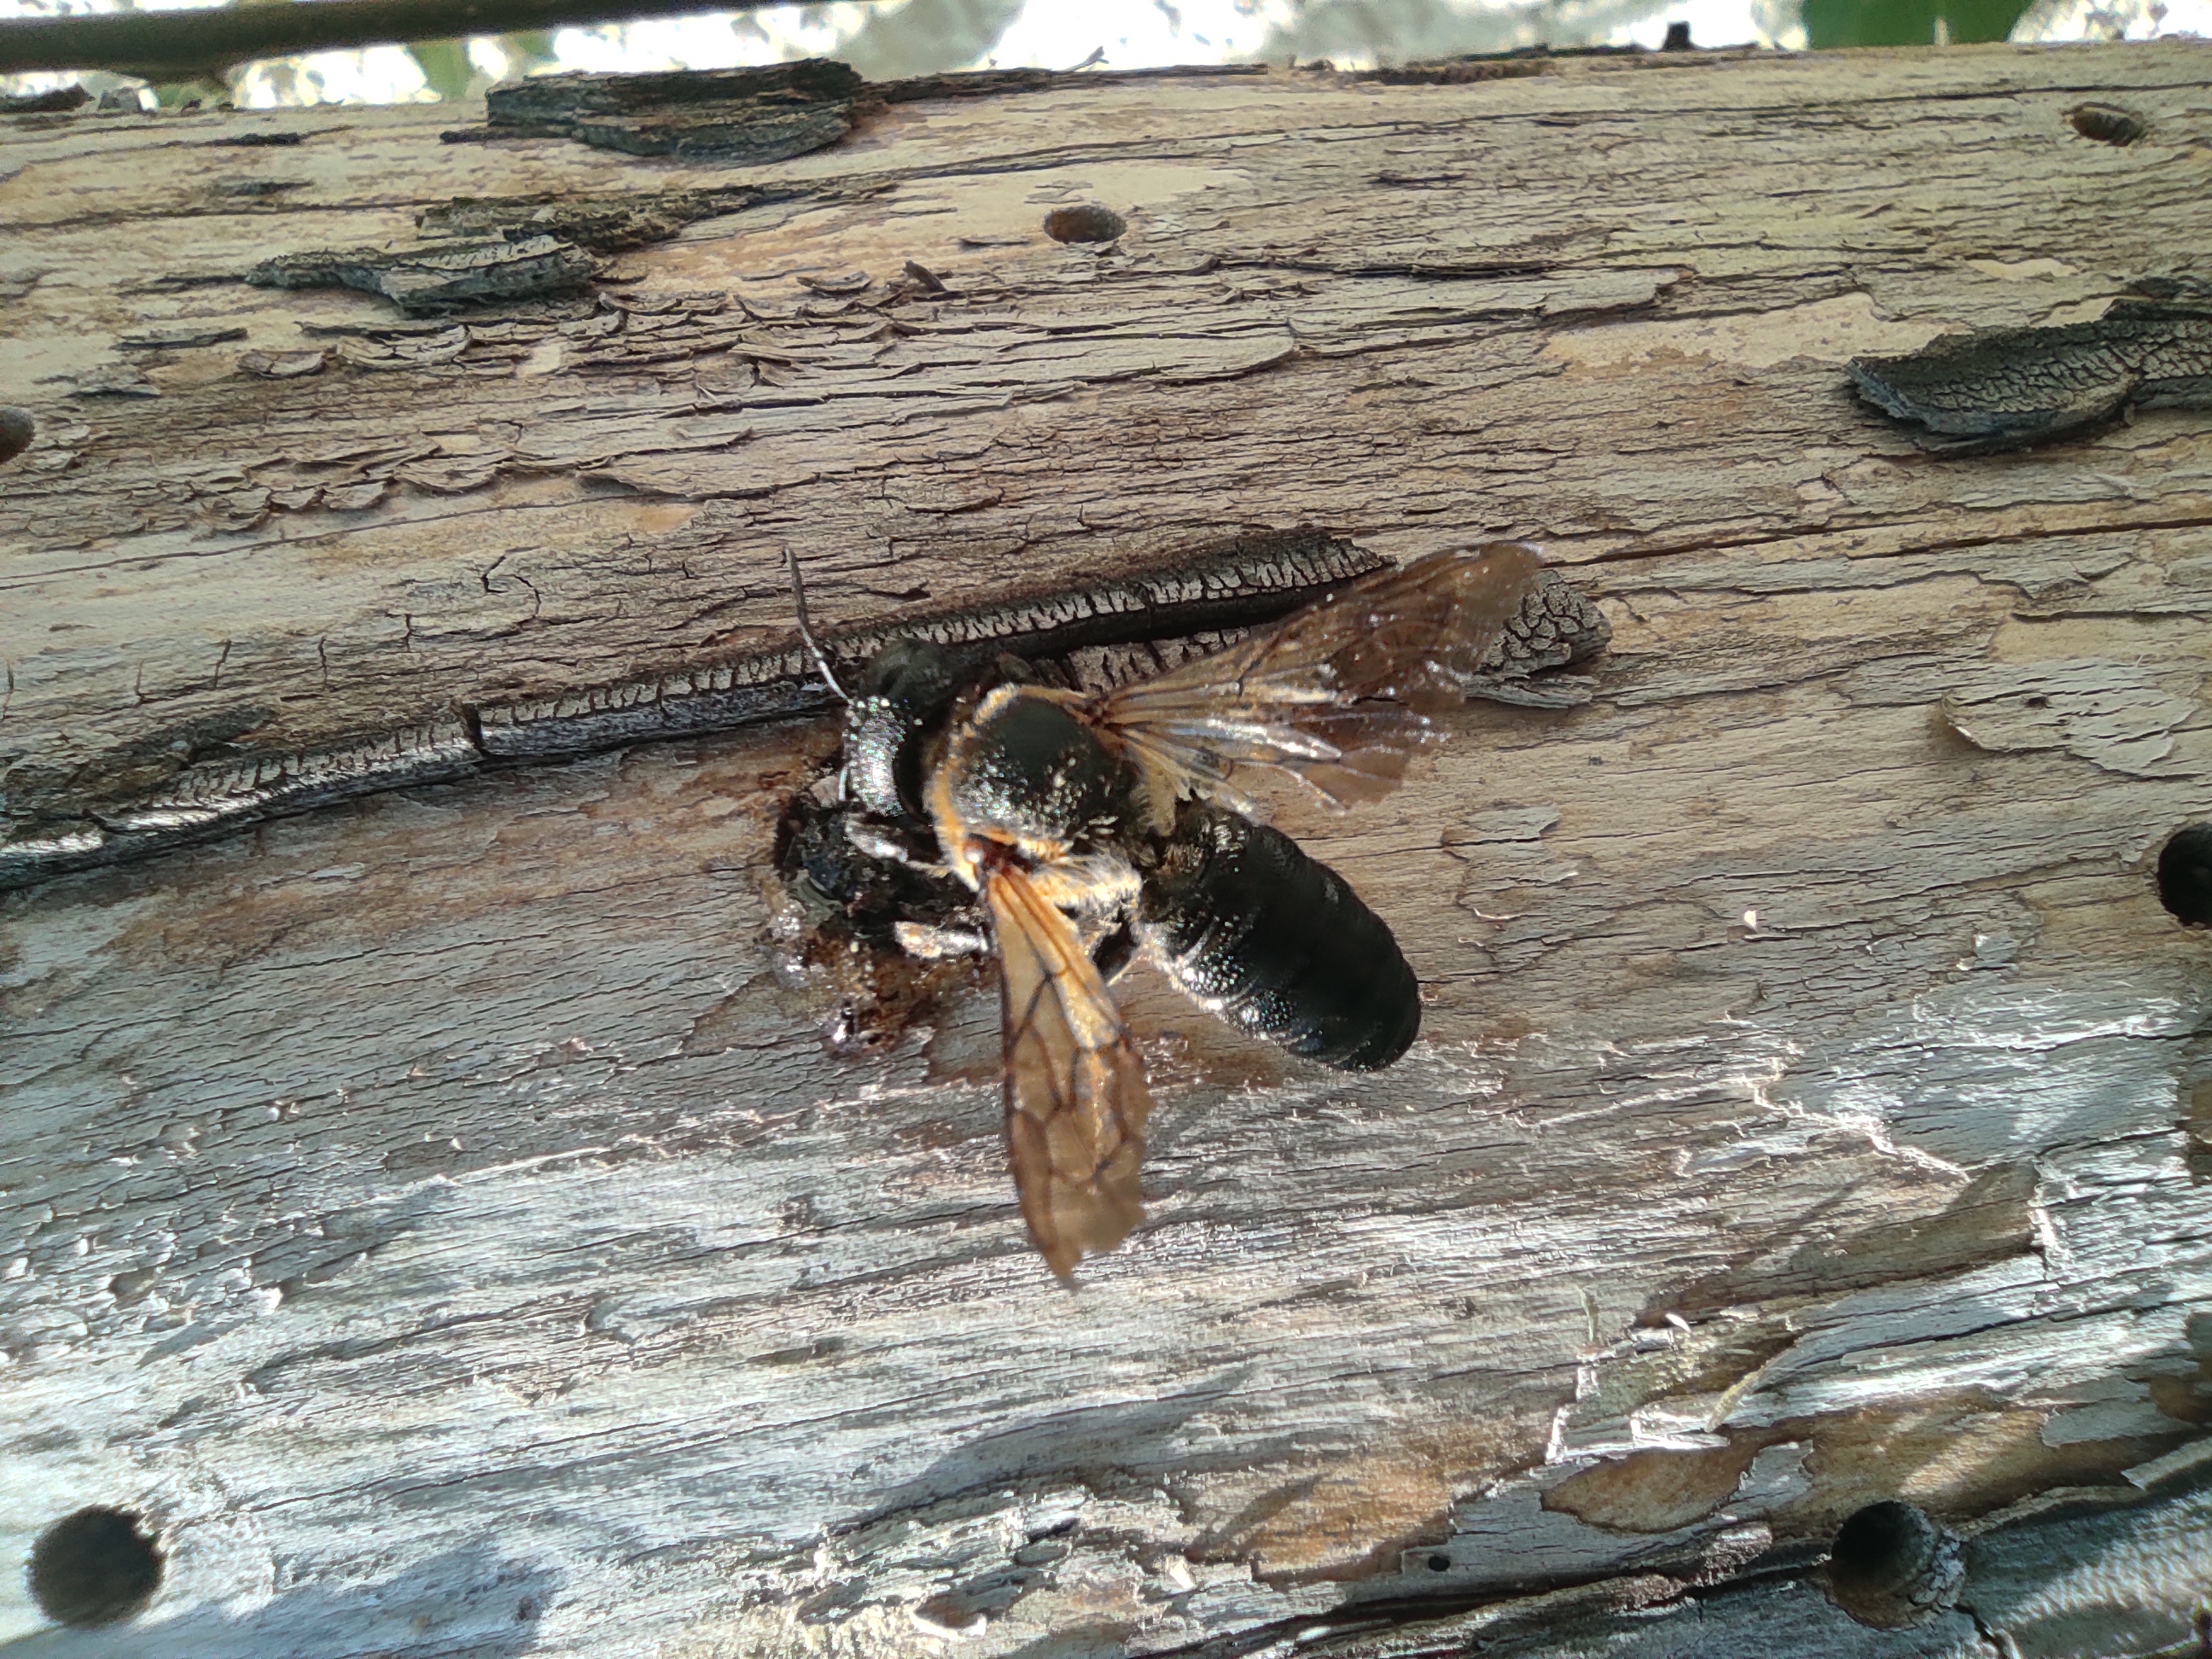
[784,543,1597,1278]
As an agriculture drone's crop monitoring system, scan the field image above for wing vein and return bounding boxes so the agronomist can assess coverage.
[1091,544,1548,810]
[987,864,1154,1279]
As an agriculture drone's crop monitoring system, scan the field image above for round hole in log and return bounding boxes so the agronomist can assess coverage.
[2069,102,2145,144]
[1425,1552,1452,1571]
[2157,824,2212,927]
[1823,1499,1962,1628]
[1044,205,1126,244]
[0,406,33,468]
[27,1506,164,1627]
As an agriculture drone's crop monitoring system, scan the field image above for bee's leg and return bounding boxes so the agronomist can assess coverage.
[1090,919,1138,984]
[1027,858,1144,981]
[844,815,951,876]
[991,651,1074,690]
[893,921,990,959]
[1025,855,1142,918]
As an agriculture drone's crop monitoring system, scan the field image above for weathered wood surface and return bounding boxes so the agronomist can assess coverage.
[4,41,2212,1659]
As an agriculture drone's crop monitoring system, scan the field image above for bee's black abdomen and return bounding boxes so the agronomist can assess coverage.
[1138,803,1419,1071]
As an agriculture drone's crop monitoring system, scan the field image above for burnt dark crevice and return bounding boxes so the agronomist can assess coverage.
[416,183,828,254]
[245,236,606,315]
[1849,279,2212,451]
[472,527,1388,759]
[441,58,1268,166]
[0,529,1386,893]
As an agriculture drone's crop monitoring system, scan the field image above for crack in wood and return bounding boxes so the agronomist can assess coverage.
[0,529,1391,889]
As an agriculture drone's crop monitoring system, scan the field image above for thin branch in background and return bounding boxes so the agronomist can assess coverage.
[0,0,875,81]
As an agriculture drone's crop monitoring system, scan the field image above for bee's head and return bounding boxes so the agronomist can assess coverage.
[844,639,966,824]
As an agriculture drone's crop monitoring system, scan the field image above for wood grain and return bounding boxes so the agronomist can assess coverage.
[3,42,2211,1659]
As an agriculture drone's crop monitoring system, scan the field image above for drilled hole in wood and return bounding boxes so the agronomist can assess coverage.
[0,406,33,468]
[27,1507,164,1628]
[2157,824,2212,927]
[2069,102,2145,145]
[1044,204,1126,243]
[1824,1499,1961,1629]
[1424,1552,1452,1571]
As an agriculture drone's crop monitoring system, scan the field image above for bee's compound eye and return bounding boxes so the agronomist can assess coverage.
[856,639,961,703]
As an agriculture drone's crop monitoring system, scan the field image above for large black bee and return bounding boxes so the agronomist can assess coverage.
[784,543,1594,1278]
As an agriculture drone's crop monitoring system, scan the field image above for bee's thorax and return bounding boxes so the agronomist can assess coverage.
[928,684,1149,887]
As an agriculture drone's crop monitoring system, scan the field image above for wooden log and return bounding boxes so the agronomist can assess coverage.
[3,42,2210,1657]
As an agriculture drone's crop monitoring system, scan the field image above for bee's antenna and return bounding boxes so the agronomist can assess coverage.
[784,545,847,703]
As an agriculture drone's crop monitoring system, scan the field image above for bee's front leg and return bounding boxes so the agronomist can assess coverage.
[1089,919,1138,984]
[1024,857,1144,981]
[892,921,991,959]
[1023,855,1142,917]
[844,815,951,877]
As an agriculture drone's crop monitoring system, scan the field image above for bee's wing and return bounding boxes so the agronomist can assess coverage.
[1092,542,1549,806]
[984,862,1155,1279]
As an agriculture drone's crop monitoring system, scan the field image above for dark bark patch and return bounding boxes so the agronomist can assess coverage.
[119,324,248,351]
[445,60,1225,164]
[419,183,810,253]
[470,59,864,164]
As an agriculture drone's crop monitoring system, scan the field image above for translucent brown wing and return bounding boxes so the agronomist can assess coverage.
[985,862,1155,1279]
[1091,542,1548,807]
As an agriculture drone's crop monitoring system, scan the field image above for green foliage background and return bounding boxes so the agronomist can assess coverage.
[1802,0,2037,45]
